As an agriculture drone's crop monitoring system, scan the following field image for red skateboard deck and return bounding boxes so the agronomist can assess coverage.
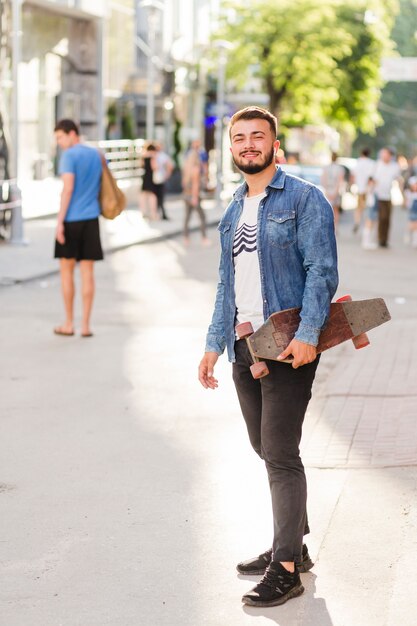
[236,297,391,378]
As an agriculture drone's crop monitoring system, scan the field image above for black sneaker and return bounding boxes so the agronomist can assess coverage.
[237,548,272,575]
[236,544,313,576]
[298,544,314,573]
[242,561,304,607]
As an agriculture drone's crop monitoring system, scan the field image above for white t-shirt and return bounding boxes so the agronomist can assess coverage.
[155,151,172,183]
[234,192,265,332]
[353,157,375,194]
[373,160,401,201]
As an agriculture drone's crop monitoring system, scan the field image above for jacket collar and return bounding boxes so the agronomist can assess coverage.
[233,167,286,201]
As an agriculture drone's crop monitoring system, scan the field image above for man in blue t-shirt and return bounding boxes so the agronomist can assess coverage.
[53,119,103,338]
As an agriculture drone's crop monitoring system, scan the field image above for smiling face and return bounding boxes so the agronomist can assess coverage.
[230,118,279,175]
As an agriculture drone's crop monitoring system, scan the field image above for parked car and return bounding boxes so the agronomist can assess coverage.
[280,163,324,191]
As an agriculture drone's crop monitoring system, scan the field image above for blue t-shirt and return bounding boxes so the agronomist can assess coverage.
[59,144,102,222]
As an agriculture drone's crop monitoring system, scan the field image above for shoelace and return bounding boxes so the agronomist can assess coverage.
[259,565,293,592]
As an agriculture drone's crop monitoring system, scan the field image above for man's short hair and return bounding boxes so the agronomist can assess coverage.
[54,119,80,135]
[229,106,278,139]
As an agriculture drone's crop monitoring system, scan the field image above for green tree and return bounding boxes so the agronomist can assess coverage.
[218,0,398,137]
[354,0,417,157]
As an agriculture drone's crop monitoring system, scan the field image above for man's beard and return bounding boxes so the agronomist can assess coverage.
[232,146,275,174]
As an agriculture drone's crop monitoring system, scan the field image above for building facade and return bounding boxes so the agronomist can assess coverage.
[0,0,140,182]
[0,0,218,184]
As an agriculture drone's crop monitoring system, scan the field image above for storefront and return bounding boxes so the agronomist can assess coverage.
[0,0,108,181]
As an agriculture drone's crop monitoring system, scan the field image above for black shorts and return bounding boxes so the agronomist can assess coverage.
[54,217,103,261]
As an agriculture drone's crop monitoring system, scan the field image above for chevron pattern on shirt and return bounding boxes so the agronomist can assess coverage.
[233,223,257,257]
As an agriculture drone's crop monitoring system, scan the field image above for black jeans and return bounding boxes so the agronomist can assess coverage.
[232,340,320,564]
[154,183,168,219]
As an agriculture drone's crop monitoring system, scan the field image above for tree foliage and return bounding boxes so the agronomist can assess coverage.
[354,0,417,156]
[218,0,398,136]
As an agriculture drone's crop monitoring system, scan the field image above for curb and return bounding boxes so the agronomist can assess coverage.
[0,218,221,287]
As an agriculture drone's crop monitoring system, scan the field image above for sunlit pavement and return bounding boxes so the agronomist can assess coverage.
[0,193,224,284]
[0,198,416,625]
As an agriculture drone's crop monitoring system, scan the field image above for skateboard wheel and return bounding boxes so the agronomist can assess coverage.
[336,294,352,302]
[250,361,269,379]
[236,321,254,339]
[352,333,370,349]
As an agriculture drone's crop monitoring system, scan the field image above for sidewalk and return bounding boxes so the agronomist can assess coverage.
[301,204,417,469]
[3,194,415,470]
[0,192,224,284]
[1,192,416,625]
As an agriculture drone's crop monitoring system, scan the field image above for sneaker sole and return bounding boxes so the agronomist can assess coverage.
[236,566,269,575]
[242,582,305,607]
[237,558,314,576]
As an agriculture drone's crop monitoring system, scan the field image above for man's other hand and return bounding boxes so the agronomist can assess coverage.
[198,352,219,389]
[278,339,317,369]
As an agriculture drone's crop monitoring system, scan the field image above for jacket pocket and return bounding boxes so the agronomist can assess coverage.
[266,210,296,249]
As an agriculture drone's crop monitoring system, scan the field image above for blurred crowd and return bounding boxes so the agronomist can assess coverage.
[324,147,417,249]
[136,134,417,252]
[137,138,212,247]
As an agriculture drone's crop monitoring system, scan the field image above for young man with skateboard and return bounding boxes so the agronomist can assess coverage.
[198,107,338,607]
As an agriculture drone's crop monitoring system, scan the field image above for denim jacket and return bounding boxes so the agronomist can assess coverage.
[205,167,338,362]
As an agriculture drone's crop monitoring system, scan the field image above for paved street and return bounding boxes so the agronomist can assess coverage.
[1,199,416,626]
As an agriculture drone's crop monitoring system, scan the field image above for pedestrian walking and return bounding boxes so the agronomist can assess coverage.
[198,106,338,608]
[182,144,210,246]
[53,119,103,338]
[321,152,345,229]
[139,142,159,221]
[361,193,379,250]
[352,148,375,233]
[404,176,417,248]
[371,147,402,248]
[404,154,417,187]
[153,142,174,220]
[189,139,209,191]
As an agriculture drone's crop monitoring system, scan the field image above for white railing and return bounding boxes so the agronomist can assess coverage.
[87,139,145,180]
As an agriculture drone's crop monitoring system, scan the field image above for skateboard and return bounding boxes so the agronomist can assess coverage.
[236,295,391,379]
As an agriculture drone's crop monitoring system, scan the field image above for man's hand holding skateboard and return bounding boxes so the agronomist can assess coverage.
[198,339,315,390]
[278,339,317,369]
[198,352,219,389]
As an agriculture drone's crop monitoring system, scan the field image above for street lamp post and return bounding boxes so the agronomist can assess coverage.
[214,40,233,210]
[139,0,164,141]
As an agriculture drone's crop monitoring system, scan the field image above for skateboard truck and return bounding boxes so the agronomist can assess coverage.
[236,321,270,379]
[235,320,297,379]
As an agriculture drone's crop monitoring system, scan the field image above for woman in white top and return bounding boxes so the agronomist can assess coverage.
[352,148,375,233]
